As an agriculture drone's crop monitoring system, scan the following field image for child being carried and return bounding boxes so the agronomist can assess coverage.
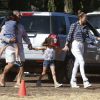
[0,13,20,62]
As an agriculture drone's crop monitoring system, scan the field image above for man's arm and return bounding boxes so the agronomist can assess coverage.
[21,25,32,50]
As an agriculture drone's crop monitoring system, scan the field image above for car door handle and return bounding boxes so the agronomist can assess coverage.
[28,33,37,38]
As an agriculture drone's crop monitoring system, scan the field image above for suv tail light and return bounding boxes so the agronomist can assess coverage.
[21,12,33,16]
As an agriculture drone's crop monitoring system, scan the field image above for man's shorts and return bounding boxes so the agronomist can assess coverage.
[43,60,55,67]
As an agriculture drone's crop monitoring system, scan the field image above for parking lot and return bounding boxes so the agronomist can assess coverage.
[0,74,100,100]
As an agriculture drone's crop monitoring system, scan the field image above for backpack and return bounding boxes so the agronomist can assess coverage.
[48,33,60,47]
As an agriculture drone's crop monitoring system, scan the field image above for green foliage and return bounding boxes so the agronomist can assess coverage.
[48,0,56,12]
[64,0,73,13]
[1,0,100,13]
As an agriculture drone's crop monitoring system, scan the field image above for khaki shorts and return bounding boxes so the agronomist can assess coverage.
[5,47,25,63]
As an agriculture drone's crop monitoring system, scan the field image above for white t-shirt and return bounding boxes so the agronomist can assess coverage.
[1,20,16,38]
[44,47,55,60]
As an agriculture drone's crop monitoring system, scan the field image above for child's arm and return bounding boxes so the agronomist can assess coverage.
[32,47,46,50]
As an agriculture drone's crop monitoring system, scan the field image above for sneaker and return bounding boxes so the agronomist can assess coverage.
[14,84,20,88]
[70,81,80,88]
[55,83,62,88]
[14,61,22,67]
[0,82,5,87]
[36,80,41,87]
[83,81,92,88]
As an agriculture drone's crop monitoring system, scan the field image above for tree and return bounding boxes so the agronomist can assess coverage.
[64,0,73,13]
[55,0,64,12]
[48,0,56,12]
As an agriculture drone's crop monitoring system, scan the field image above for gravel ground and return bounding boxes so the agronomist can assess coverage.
[0,74,100,100]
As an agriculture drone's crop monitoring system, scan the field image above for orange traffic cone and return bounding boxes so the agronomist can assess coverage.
[18,80,26,96]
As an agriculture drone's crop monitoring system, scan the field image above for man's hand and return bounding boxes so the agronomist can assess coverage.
[62,45,69,52]
[28,44,33,50]
[9,38,16,43]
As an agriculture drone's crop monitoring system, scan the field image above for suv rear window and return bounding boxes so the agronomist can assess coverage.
[20,16,66,34]
[87,15,100,29]
[68,16,78,25]
[20,16,50,33]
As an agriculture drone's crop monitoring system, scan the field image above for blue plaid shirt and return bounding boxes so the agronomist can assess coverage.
[66,21,90,44]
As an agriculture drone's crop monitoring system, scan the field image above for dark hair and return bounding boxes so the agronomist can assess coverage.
[78,10,85,18]
[8,11,13,17]
[7,14,18,22]
[42,37,54,46]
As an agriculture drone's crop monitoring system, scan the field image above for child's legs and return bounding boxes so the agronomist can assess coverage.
[39,66,47,81]
[0,46,8,58]
[50,63,58,84]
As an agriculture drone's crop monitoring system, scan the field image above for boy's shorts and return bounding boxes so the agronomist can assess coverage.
[43,60,55,67]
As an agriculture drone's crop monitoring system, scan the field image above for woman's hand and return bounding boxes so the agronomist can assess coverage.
[62,45,69,52]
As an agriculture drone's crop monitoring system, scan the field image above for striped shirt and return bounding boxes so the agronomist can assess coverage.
[66,21,89,44]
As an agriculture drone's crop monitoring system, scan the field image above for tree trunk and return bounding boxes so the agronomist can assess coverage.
[64,0,73,13]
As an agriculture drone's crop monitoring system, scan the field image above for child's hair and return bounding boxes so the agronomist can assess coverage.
[42,37,54,47]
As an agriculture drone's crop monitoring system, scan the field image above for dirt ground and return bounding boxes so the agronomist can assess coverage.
[0,74,100,100]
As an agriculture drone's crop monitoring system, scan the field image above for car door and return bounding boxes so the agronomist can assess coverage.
[84,22,100,63]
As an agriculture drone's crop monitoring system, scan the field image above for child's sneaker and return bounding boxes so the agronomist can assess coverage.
[83,81,92,88]
[36,80,41,87]
[55,83,62,88]
[70,81,80,88]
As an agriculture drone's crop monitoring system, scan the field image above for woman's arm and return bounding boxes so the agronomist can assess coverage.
[65,23,76,45]
[63,23,76,52]
[32,47,46,50]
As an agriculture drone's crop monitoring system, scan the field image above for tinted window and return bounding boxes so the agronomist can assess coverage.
[87,15,100,29]
[20,16,66,34]
[68,17,78,25]
[20,16,50,33]
[51,16,66,35]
